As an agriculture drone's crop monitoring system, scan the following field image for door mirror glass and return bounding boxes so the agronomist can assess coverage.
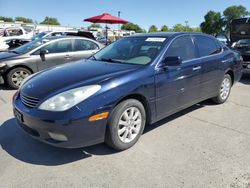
[162,56,182,67]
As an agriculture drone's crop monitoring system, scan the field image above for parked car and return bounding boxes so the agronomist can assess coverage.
[31,30,96,41]
[216,18,250,73]
[13,32,242,151]
[0,27,33,51]
[0,39,9,51]
[96,36,111,45]
[0,36,104,88]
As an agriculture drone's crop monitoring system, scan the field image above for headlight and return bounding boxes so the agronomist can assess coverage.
[0,63,6,69]
[38,85,101,111]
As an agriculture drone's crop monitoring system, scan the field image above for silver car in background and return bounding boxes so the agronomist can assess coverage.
[0,36,104,88]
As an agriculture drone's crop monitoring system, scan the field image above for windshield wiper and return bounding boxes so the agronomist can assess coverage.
[99,58,124,64]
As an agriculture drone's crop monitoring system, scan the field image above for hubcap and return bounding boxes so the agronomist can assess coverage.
[11,70,30,87]
[220,77,231,100]
[117,107,142,143]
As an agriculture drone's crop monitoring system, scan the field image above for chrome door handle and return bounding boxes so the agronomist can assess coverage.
[193,66,201,71]
[65,55,71,59]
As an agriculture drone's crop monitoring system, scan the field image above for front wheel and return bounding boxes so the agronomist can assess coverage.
[105,99,146,151]
[6,67,31,89]
[212,74,232,104]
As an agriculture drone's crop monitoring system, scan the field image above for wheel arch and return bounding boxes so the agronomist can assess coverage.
[225,69,234,85]
[4,64,34,76]
[114,93,152,126]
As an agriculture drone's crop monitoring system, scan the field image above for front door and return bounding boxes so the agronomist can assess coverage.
[155,35,201,120]
[33,39,73,71]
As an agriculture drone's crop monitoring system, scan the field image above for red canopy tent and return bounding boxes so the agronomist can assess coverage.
[84,13,129,44]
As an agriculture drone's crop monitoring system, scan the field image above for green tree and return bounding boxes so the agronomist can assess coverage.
[121,23,144,33]
[88,23,102,30]
[193,27,201,32]
[0,16,14,22]
[160,25,170,32]
[223,5,249,32]
[172,24,185,32]
[148,25,158,32]
[200,11,224,35]
[15,16,33,23]
[40,17,60,25]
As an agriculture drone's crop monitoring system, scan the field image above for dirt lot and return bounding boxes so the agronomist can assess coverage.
[0,75,250,188]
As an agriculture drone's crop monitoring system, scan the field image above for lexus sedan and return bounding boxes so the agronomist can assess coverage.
[0,36,104,88]
[13,32,242,151]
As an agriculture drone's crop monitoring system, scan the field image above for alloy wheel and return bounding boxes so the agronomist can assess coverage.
[220,77,231,100]
[11,70,30,87]
[117,107,142,143]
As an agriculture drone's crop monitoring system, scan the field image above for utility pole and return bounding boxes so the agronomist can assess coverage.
[118,11,121,39]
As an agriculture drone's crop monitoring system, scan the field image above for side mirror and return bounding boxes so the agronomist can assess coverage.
[40,49,48,61]
[40,49,49,56]
[160,56,182,68]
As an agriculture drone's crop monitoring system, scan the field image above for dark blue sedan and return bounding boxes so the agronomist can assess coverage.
[13,32,242,151]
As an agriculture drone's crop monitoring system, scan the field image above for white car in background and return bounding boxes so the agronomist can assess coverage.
[0,27,33,51]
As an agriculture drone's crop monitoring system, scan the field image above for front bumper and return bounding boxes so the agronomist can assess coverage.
[13,94,108,148]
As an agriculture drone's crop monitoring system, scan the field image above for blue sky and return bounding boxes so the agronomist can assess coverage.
[0,0,249,30]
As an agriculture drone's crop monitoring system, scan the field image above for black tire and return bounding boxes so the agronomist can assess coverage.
[105,99,146,151]
[212,74,232,104]
[5,67,31,89]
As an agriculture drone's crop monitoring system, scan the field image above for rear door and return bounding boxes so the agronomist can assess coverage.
[192,35,224,98]
[71,39,100,61]
[155,35,201,120]
[33,39,73,70]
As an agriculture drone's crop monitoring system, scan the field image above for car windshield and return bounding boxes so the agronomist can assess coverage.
[31,32,48,40]
[11,38,50,54]
[93,36,168,65]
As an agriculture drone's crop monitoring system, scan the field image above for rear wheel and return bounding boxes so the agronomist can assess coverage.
[105,99,146,151]
[212,74,232,104]
[6,67,31,89]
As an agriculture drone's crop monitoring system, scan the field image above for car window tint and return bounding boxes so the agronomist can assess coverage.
[74,39,99,51]
[41,39,72,54]
[165,36,196,61]
[194,35,220,57]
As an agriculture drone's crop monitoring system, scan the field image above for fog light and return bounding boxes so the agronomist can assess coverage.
[48,132,68,141]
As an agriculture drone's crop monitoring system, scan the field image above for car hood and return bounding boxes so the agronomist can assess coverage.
[21,60,141,99]
[0,51,22,61]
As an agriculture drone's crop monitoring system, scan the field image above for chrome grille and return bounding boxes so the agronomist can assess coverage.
[20,93,40,108]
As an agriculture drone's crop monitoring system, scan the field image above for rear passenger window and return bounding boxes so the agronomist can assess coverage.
[165,36,196,61]
[74,39,99,51]
[194,36,220,57]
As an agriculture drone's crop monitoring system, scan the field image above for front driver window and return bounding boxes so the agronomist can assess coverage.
[40,39,72,54]
[165,35,196,61]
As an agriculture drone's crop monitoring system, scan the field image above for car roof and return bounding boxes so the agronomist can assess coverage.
[44,35,95,40]
[129,32,209,38]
